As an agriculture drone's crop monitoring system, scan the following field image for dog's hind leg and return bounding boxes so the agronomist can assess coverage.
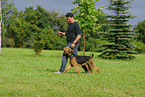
[63,64,72,73]
[89,60,100,74]
[92,65,100,74]
[85,63,92,74]
[89,54,100,74]
[91,64,100,74]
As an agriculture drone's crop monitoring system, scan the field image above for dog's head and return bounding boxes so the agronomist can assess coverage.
[63,47,74,56]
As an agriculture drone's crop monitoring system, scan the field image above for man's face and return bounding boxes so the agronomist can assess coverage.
[66,17,74,23]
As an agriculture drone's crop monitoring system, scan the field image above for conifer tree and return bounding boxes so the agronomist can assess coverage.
[99,0,137,59]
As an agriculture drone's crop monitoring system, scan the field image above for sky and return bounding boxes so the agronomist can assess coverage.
[13,0,145,25]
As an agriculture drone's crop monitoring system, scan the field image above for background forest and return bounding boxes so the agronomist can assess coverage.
[1,0,145,54]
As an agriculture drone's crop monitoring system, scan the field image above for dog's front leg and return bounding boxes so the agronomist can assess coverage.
[74,64,80,74]
[63,64,72,73]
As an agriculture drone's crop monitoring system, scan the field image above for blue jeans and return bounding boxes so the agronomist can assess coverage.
[59,43,88,73]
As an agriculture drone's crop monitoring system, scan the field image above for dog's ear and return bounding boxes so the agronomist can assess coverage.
[63,47,66,51]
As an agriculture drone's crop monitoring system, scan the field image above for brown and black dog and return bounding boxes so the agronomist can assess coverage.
[63,47,100,74]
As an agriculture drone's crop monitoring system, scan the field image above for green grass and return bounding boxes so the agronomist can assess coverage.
[0,48,144,97]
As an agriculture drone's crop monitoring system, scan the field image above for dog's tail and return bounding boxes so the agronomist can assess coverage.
[90,53,94,58]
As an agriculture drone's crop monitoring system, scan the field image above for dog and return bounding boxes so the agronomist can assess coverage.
[63,47,100,74]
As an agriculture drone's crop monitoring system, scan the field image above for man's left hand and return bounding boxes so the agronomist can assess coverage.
[71,43,75,48]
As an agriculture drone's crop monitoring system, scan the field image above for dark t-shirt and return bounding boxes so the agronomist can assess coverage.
[66,21,81,43]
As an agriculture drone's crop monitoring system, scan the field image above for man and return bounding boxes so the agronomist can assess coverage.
[54,12,89,74]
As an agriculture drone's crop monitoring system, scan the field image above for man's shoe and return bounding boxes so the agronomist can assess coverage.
[54,71,62,74]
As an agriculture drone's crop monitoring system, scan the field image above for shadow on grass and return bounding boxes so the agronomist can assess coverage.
[37,67,86,75]
[37,68,55,72]
[63,72,86,74]
[40,68,86,74]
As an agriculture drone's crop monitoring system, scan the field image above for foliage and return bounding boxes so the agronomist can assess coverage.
[0,48,144,96]
[95,12,110,39]
[33,40,44,55]
[34,6,67,32]
[31,24,44,55]
[133,20,145,44]
[99,0,137,59]
[22,39,34,48]
[2,37,15,47]
[79,37,109,52]
[1,0,18,39]
[7,12,29,48]
[131,41,145,53]
[72,0,103,36]
[41,28,66,50]
[3,4,67,54]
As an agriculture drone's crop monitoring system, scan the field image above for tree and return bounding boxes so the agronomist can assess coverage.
[5,5,67,51]
[1,0,17,52]
[71,0,103,55]
[95,12,110,39]
[1,0,17,39]
[99,0,137,59]
[34,6,67,50]
[134,20,145,44]
[31,24,44,55]
[7,16,28,48]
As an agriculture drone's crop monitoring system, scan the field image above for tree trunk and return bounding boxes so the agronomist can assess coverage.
[83,31,85,55]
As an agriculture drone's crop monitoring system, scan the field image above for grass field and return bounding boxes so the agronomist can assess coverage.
[0,48,144,97]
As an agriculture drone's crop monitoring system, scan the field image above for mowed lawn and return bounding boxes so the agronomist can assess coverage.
[0,48,144,97]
